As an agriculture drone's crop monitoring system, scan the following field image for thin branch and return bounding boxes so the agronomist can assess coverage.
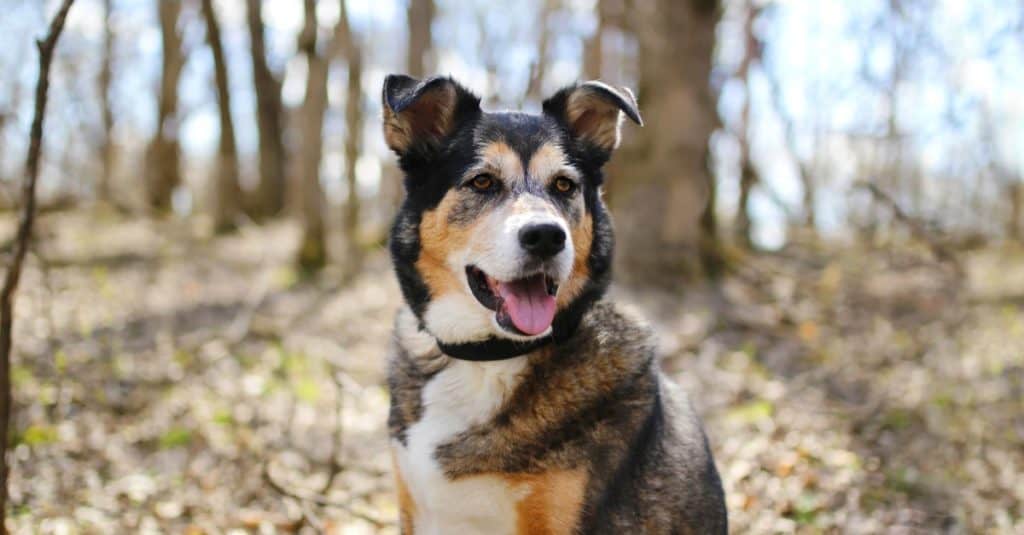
[854,180,962,274]
[0,0,76,529]
[262,460,387,529]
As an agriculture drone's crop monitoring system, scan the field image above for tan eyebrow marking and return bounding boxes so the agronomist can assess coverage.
[472,141,524,183]
[528,142,578,184]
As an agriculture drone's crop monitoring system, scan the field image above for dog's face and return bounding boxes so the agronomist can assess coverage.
[384,75,641,345]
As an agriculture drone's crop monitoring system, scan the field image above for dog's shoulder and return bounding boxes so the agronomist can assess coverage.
[571,302,728,533]
[575,300,655,353]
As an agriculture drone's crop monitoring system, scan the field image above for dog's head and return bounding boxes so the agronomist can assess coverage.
[384,75,641,346]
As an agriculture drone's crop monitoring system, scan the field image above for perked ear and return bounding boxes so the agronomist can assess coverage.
[542,81,643,152]
[382,74,481,155]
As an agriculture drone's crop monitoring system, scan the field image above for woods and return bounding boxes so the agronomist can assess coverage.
[1,0,1023,533]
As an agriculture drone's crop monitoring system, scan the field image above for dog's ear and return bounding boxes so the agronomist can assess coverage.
[382,74,481,155]
[542,81,643,154]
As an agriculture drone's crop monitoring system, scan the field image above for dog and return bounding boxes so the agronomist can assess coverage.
[382,74,727,534]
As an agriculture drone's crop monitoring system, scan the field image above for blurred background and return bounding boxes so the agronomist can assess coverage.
[2,0,1023,533]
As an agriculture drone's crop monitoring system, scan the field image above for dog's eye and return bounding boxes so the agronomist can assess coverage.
[553,176,577,194]
[469,174,497,192]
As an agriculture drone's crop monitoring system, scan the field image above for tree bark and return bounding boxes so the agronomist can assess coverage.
[610,0,723,287]
[296,0,329,272]
[0,1,75,529]
[246,0,287,218]
[582,0,608,79]
[762,26,816,231]
[734,0,761,248]
[1010,181,1023,242]
[525,0,556,103]
[144,0,185,214]
[201,0,242,233]
[338,0,364,280]
[406,0,434,78]
[97,0,114,203]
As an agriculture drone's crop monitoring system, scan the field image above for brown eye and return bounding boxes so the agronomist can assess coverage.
[554,176,576,194]
[470,174,496,192]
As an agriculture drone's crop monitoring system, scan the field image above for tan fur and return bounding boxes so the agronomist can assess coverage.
[384,84,457,153]
[566,91,622,150]
[417,195,471,297]
[558,213,593,308]
[393,450,418,534]
[508,470,587,535]
[528,142,579,183]
[477,141,524,182]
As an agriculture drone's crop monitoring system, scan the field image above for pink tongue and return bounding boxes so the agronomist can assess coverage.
[495,276,556,336]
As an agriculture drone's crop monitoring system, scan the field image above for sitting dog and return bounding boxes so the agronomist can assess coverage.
[382,74,727,534]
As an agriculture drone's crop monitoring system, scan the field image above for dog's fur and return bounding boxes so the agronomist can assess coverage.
[382,74,727,534]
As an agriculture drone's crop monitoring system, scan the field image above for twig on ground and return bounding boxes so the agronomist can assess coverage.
[0,1,76,529]
[320,371,346,493]
[263,459,386,529]
[855,180,962,275]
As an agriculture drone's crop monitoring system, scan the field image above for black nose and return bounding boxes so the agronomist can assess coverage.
[518,223,566,259]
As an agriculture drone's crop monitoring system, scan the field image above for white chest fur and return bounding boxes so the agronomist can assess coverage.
[393,357,530,535]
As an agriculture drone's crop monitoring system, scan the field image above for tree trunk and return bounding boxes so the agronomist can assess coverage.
[610,0,722,287]
[97,0,114,204]
[144,0,185,214]
[246,0,287,219]
[582,0,608,79]
[734,0,761,248]
[201,0,242,233]
[525,0,556,103]
[735,162,756,248]
[406,0,434,78]
[1010,181,1023,242]
[763,28,816,231]
[338,0,364,280]
[296,0,328,272]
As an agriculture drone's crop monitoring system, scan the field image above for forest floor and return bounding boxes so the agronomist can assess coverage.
[3,209,1023,534]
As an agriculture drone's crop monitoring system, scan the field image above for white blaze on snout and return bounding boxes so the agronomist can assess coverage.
[474,194,574,283]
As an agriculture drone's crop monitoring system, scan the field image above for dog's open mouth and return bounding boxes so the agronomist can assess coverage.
[466,265,558,337]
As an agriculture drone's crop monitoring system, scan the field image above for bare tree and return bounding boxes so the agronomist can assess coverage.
[406,0,435,78]
[525,0,557,103]
[295,0,329,272]
[338,0,364,279]
[611,0,723,286]
[246,0,287,218]
[734,0,762,248]
[97,0,114,204]
[0,0,75,528]
[201,0,242,232]
[762,7,816,231]
[582,0,607,79]
[1009,181,1023,242]
[144,0,185,213]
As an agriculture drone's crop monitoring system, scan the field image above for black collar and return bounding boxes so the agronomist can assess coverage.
[437,335,553,361]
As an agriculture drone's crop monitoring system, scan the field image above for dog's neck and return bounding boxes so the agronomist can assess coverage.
[435,336,553,361]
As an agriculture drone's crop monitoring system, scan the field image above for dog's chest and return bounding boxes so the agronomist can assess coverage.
[393,358,529,535]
